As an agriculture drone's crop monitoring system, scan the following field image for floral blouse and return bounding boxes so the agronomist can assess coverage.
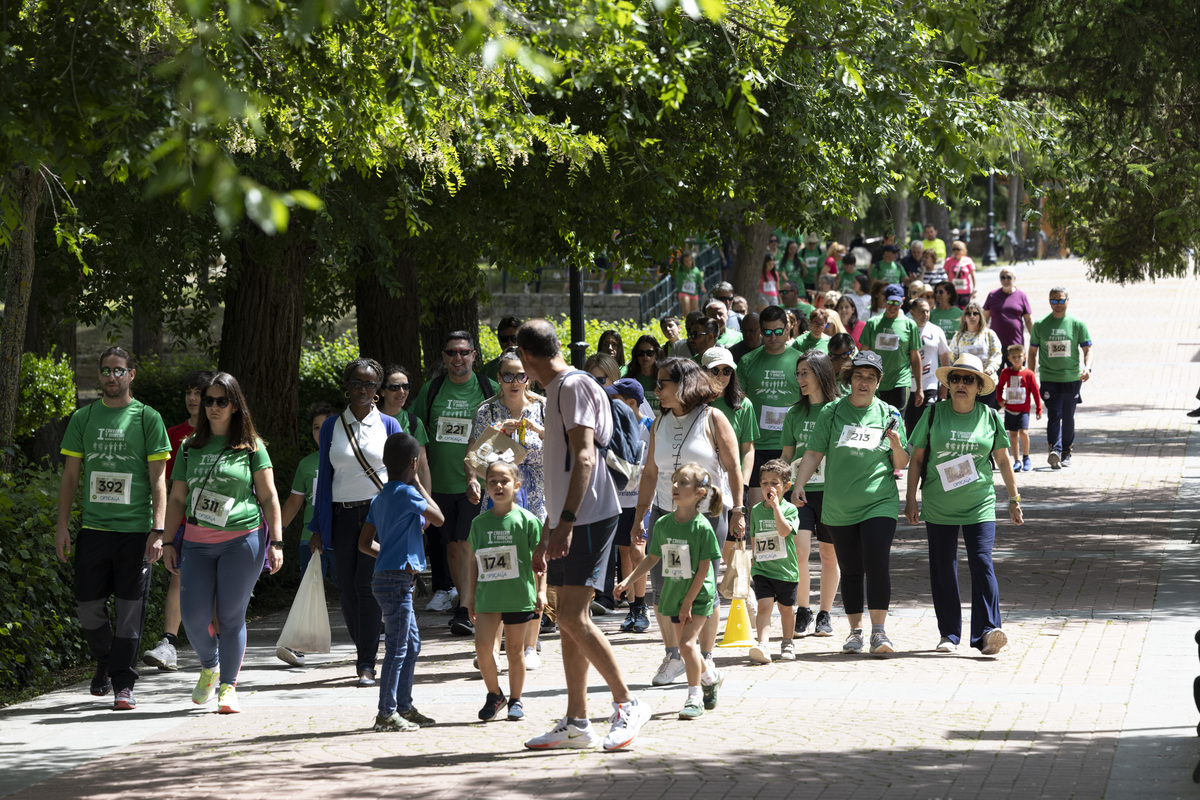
[470,396,547,522]
[950,329,1004,378]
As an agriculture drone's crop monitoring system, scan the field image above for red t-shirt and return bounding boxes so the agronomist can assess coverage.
[997,368,1041,415]
[165,420,195,479]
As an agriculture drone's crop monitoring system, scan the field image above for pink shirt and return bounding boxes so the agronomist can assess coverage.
[944,256,976,297]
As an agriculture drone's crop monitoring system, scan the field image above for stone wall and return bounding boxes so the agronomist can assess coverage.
[481,292,644,324]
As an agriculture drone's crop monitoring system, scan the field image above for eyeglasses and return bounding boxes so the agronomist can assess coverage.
[500,371,528,384]
[654,378,677,389]
[1049,298,1067,305]
[634,349,657,358]
[948,373,977,386]
[762,327,786,337]
[498,335,518,346]
[709,367,733,377]
[781,288,798,295]
[203,396,232,408]
[829,350,852,359]
[444,348,473,357]
[384,382,410,392]
[713,295,733,303]
[99,367,129,378]
[347,379,381,390]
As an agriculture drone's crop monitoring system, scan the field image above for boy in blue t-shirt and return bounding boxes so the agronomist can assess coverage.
[358,433,445,733]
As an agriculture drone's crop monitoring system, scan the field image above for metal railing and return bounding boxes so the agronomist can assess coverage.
[637,245,725,324]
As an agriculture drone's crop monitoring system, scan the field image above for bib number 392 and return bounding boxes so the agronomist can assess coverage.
[475,545,519,582]
[436,416,470,444]
[660,543,693,579]
[1047,340,1070,358]
[91,471,132,504]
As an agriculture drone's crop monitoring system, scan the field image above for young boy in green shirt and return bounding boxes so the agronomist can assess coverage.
[747,459,801,664]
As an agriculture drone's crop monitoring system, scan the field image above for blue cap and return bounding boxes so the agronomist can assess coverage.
[605,378,645,404]
[884,283,905,301]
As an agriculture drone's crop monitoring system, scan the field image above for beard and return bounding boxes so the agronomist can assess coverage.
[101,382,126,398]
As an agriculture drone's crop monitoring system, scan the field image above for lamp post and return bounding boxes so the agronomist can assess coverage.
[568,258,586,368]
[983,171,998,266]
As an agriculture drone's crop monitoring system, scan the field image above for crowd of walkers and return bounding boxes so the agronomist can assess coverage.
[54,229,1094,751]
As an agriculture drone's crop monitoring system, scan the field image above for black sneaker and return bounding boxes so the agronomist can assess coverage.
[478,692,507,721]
[813,610,833,637]
[540,615,557,635]
[1187,407,1200,418]
[632,605,651,633]
[90,666,111,697]
[793,606,814,638]
[450,606,474,636]
[619,610,637,633]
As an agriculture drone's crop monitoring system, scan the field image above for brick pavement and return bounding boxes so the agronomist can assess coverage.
[3,257,1198,800]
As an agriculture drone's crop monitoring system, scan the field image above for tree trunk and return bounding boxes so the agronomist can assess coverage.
[132,297,163,362]
[0,165,46,468]
[730,218,773,307]
[834,216,854,246]
[356,248,423,374]
[218,224,313,449]
[931,180,951,243]
[23,254,77,468]
[889,188,909,245]
[918,196,928,228]
[1007,151,1025,241]
[419,262,481,381]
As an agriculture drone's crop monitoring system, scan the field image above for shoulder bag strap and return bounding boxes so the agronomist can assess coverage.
[341,413,384,491]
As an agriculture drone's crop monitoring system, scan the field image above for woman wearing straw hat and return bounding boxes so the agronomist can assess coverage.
[904,353,1023,657]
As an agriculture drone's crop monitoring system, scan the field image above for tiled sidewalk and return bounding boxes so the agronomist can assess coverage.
[3,258,1198,799]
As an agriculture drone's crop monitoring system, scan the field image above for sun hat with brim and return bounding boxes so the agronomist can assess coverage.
[850,351,884,377]
[605,378,646,404]
[804,234,820,246]
[700,346,736,371]
[936,353,996,395]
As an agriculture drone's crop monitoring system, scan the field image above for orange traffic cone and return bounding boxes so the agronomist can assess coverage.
[717,598,756,647]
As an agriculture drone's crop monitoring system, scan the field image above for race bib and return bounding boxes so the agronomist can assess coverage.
[762,280,777,294]
[660,543,693,579]
[837,424,882,450]
[1005,386,1026,405]
[192,489,235,527]
[874,332,900,351]
[681,280,697,295]
[936,454,979,492]
[753,532,785,562]
[90,471,132,504]
[436,416,470,444]
[964,343,986,358]
[476,545,520,582]
[791,456,824,486]
[1047,340,1070,358]
[953,278,969,292]
[759,405,788,432]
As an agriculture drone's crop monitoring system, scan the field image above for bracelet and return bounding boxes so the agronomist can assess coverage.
[1009,495,1021,505]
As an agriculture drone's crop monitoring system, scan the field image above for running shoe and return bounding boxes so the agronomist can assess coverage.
[90,666,111,697]
[619,610,637,633]
[632,606,651,633]
[1061,455,1072,468]
[1022,455,1032,472]
[216,683,240,714]
[506,698,525,721]
[869,631,895,654]
[113,688,136,711]
[425,590,451,612]
[748,643,771,665]
[1013,459,1023,473]
[275,646,305,666]
[936,637,957,653]
[373,712,418,732]
[524,717,601,749]
[523,646,541,671]
[794,606,814,637]
[842,629,864,653]
[192,667,218,704]
[143,638,179,671]
[589,597,610,616]
[701,671,723,710]
[602,698,652,751]
[779,641,796,661]
[1048,451,1061,469]
[540,615,558,635]
[449,607,474,636]
[981,629,1009,656]
[400,707,436,727]
[678,696,705,720]
[813,610,833,637]
[1188,407,1200,418]
[651,654,685,685]
[478,692,507,721]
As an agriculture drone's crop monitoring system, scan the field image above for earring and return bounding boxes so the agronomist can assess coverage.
[344,391,350,399]
[373,395,381,403]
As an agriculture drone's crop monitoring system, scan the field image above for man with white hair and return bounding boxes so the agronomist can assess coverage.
[709,281,741,332]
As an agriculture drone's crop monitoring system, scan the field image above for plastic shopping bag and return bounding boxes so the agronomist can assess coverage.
[718,540,752,600]
[276,554,332,653]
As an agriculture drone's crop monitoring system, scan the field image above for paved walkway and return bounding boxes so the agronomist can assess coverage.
[3,258,1198,799]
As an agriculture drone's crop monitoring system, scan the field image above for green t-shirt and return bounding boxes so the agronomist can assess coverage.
[910,403,1008,526]
[837,269,860,294]
[635,373,661,414]
[711,396,759,447]
[781,401,828,488]
[783,300,816,319]
[60,399,171,532]
[860,314,920,390]
[393,411,430,447]
[468,505,542,613]
[290,451,320,538]
[717,329,743,348]
[412,375,498,493]
[790,333,830,354]
[1031,313,1091,383]
[930,308,962,338]
[736,347,802,449]
[674,266,704,296]
[648,513,720,617]
[869,261,905,286]
[480,357,501,383]
[807,398,908,526]
[800,248,825,287]
[171,435,273,531]
[748,499,799,582]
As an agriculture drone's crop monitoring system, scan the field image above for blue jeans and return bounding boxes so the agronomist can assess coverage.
[180,531,264,685]
[298,542,338,589]
[372,570,421,717]
[926,521,1000,650]
[1041,379,1081,455]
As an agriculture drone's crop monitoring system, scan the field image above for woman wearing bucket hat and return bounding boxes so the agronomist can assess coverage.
[791,350,910,655]
[904,353,1022,656]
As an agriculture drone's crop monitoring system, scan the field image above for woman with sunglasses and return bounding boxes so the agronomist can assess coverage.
[701,347,758,567]
[949,302,1004,408]
[160,372,283,713]
[905,354,1021,656]
[624,335,663,415]
[378,365,432,490]
[944,241,977,309]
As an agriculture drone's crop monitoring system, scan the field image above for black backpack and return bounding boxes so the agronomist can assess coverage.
[556,370,642,491]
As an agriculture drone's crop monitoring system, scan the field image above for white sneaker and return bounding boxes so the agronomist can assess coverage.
[447,587,460,607]
[748,643,771,664]
[602,698,652,751]
[425,590,451,612]
[935,637,957,653]
[523,646,541,671]
[275,646,306,666]
[143,638,178,671]
[779,641,796,661]
[651,654,686,685]
[981,629,1008,656]
[524,717,600,750]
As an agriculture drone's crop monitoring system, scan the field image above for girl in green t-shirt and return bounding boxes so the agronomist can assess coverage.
[616,463,723,721]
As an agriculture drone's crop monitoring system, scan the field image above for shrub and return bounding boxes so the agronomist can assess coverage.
[128,354,214,425]
[15,350,76,440]
[477,317,662,367]
[298,331,360,417]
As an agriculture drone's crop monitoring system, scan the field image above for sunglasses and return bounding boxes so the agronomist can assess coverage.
[500,371,528,384]
[655,378,677,390]
[634,349,657,358]
[885,299,903,306]
[498,335,518,346]
[768,238,779,244]
[593,374,610,385]
[709,367,733,377]
[384,382,410,392]
[203,395,232,408]
[964,311,981,317]
[781,288,798,294]
[348,379,381,390]
[1000,275,1013,281]
[444,348,472,357]
[99,367,130,378]
[762,327,786,337]
[713,295,733,303]
[688,331,710,339]
[1049,298,1067,305]
[829,350,852,359]
[948,373,977,386]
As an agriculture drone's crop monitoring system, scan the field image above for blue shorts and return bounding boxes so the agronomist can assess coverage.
[1004,411,1029,432]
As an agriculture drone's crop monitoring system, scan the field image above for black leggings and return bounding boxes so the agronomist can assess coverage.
[826,516,896,615]
[74,529,151,691]
[332,504,380,673]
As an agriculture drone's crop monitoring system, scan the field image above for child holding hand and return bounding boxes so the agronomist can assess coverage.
[747,459,802,664]
[616,464,723,720]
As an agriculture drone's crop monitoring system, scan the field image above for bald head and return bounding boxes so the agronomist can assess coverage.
[516,319,560,359]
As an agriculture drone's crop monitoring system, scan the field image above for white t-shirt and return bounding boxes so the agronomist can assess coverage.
[544,370,621,526]
[850,292,871,321]
[916,323,950,392]
[329,407,388,502]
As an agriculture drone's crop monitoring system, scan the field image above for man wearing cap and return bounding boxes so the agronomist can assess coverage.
[1028,286,1092,469]
[869,245,906,287]
[704,299,743,348]
[729,312,761,365]
[859,284,924,413]
[737,305,803,506]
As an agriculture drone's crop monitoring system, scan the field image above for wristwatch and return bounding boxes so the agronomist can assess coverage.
[560,509,577,523]
[269,541,285,550]
[1009,495,1021,505]
[730,506,746,514]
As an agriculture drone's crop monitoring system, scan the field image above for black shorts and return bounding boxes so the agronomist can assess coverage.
[796,490,833,544]
[432,492,479,544]
[546,516,618,590]
[1004,411,1029,431]
[752,574,799,606]
[613,505,639,548]
[749,449,783,488]
[669,613,710,624]
[501,610,539,625]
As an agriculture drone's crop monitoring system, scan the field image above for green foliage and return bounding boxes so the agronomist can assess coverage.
[15,351,75,440]
[129,355,216,426]
[298,331,360,419]
[477,318,662,367]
